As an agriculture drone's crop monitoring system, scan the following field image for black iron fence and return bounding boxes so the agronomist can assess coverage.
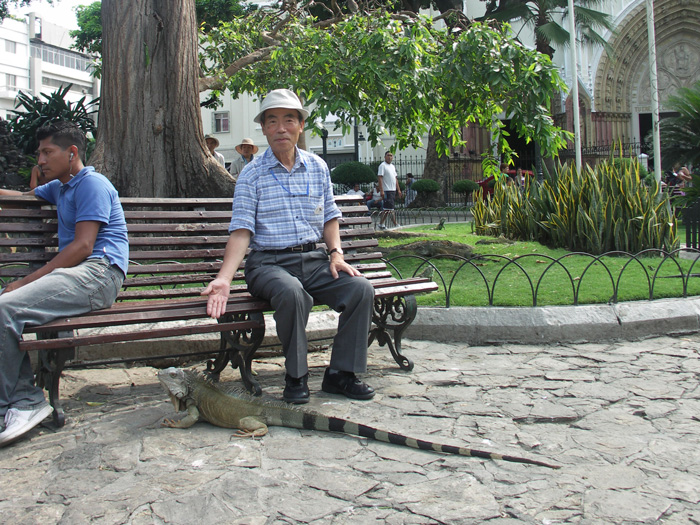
[384,248,700,308]
[331,141,648,207]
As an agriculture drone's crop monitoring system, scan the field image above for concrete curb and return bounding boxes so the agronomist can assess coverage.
[406,297,700,344]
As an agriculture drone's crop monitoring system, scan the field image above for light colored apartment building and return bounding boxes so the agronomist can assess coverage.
[0,13,98,121]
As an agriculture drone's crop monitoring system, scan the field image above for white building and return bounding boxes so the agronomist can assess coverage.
[0,13,98,121]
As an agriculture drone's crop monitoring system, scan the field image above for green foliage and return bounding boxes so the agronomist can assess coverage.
[330,161,376,185]
[8,85,99,155]
[480,0,615,58]
[201,12,571,159]
[452,179,480,194]
[0,1,34,21]
[472,159,678,255]
[610,157,651,185]
[453,178,480,205]
[656,80,700,169]
[412,179,440,193]
[71,0,253,78]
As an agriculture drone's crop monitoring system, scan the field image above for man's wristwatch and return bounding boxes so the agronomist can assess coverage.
[328,247,343,256]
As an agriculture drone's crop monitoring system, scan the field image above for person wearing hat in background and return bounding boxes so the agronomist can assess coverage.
[202,88,376,405]
[204,135,226,167]
[229,138,259,180]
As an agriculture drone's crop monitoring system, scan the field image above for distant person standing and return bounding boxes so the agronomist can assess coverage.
[229,138,258,180]
[405,173,416,206]
[377,152,402,229]
[204,135,225,167]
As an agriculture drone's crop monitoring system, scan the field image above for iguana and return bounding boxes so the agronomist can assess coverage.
[158,367,560,469]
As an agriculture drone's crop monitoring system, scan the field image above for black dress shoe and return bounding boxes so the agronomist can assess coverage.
[283,373,310,404]
[321,369,375,400]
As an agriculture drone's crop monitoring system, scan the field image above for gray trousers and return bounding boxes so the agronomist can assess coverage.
[0,257,124,418]
[245,248,375,378]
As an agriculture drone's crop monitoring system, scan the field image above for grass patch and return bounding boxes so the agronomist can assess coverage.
[381,223,700,307]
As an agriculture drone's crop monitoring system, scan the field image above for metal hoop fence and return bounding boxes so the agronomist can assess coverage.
[384,248,700,308]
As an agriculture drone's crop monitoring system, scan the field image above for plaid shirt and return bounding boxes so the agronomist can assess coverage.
[228,147,341,251]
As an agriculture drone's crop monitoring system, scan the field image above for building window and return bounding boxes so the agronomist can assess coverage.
[214,112,229,133]
[6,74,16,90]
[5,40,17,53]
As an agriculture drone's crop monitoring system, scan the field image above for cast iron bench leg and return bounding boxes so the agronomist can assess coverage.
[208,311,265,395]
[36,337,74,428]
[369,295,417,371]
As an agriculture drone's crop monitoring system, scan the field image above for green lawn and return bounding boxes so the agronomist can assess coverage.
[380,223,700,307]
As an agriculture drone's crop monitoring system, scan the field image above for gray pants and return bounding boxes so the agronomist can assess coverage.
[245,249,375,378]
[0,258,124,417]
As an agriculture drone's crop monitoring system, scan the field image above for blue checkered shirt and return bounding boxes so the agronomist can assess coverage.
[228,147,341,251]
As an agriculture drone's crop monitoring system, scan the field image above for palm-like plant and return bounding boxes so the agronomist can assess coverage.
[8,85,99,156]
[479,0,615,58]
[657,81,700,170]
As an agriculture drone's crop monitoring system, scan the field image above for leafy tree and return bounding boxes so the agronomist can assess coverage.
[87,0,570,198]
[8,84,98,155]
[201,8,569,158]
[71,0,255,79]
[0,0,36,20]
[479,0,615,58]
[656,80,700,170]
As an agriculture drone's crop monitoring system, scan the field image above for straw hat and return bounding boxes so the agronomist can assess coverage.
[204,134,220,148]
[253,89,309,124]
[235,138,259,155]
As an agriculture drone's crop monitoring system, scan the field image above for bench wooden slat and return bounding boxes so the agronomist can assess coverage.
[20,319,264,352]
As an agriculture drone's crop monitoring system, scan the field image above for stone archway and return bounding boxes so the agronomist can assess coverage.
[593,0,700,142]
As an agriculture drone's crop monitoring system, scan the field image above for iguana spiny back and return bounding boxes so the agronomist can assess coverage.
[158,367,560,469]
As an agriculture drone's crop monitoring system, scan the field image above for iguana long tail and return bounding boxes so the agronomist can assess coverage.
[271,408,561,469]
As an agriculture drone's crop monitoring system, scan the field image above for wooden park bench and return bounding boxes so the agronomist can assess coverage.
[0,195,438,426]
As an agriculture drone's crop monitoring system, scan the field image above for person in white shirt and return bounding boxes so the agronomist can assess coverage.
[346,183,365,197]
[204,135,225,167]
[377,152,402,229]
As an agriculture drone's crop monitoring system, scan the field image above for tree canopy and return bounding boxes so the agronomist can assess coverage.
[198,3,571,163]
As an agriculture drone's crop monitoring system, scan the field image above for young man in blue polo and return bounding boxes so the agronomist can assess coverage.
[0,121,128,447]
[202,89,375,404]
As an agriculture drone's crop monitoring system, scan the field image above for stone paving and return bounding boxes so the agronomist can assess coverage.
[1,334,699,524]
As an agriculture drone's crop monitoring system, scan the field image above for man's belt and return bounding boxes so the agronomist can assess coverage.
[263,242,318,254]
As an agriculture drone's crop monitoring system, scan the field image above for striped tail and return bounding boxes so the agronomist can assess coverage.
[299,412,560,469]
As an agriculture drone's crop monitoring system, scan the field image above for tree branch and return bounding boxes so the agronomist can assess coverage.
[199,47,275,92]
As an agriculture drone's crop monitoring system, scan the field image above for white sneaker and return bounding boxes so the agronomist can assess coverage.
[0,404,53,447]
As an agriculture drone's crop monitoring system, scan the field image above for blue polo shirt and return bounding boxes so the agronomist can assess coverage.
[34,166,129,276]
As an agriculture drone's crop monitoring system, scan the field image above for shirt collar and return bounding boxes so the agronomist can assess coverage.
[260,146,307,173]
[63,166,95,187]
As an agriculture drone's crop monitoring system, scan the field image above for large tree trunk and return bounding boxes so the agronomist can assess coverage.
[91,0,235,197]
[421,130,448,205]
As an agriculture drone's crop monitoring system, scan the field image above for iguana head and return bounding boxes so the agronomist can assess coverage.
[158,367,192,412]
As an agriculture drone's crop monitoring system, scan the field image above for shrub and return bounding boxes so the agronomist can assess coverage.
[411,178,440,193]
[472,159,678,254]
[331,161,377,186]
[9,85,99,157]
[453,179,480,206]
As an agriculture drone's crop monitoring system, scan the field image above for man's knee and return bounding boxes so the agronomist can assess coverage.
[274,282,313,311]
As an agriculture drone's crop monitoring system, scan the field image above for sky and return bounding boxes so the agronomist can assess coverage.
[10,0,88,30]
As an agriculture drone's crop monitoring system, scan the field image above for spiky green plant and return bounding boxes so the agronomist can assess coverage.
[473,159,678,254]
